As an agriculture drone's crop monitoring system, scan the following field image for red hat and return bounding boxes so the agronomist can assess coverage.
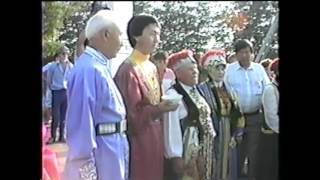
[260,58,273,69]
[200,49,226,68]
[167,49,196,71]
[269,58,279,73]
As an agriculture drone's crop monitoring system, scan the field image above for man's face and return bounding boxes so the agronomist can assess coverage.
[236,47,252,63]
[102,24,123,59]
[135,23,161,54]
[176,63,199,86]
[58,52,69,61]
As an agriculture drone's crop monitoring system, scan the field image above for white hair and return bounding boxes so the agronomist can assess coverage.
[85,10,119,40]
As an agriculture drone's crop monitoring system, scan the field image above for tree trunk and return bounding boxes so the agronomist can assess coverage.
[255,13,279,62]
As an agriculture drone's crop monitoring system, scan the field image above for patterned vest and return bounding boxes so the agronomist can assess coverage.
[173,82,204,142]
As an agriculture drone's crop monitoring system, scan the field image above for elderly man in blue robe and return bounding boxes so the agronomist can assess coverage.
[63,10,129,180]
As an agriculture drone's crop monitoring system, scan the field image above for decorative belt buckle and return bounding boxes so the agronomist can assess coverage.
[119,120,127,132]
[98,123,116,134]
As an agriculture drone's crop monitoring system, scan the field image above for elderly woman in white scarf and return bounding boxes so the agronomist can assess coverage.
[198,49,245,180]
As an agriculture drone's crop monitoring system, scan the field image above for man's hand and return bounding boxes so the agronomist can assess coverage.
[235,135,243,144]
[158,100,179,112]
[229,137,237,148]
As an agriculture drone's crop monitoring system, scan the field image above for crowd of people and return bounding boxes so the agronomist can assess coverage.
[42,9,279,180]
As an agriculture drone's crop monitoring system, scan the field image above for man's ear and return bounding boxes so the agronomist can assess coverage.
[104,30,110,38]
[134,35,140,42]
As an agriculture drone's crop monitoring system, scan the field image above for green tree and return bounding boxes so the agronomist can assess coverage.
[133,1,152,15]
[231,1,279,57]
[42,1,82,60]
[133,1,216,53]
[58,1,92,57]
[133,1,278,58]
[58,1,114,60]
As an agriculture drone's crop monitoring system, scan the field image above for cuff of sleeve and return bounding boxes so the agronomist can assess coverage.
[79,160,97,180]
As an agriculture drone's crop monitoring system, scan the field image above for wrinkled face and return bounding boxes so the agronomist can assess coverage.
[207,64,226,82]
[135,23,161,54]
[176,63,199,86]
[101,24,123,59]
[236,47,252,63]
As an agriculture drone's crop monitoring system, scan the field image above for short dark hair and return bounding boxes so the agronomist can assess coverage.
[127,15,160,48]
[234,39,253,53]
[152,51,168,62]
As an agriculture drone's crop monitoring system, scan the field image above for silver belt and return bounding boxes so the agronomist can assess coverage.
[96,120,127,136]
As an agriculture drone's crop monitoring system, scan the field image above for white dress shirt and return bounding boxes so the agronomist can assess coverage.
[224,61,270,113]
[163,87,188,158]
[262,82,279,133]
[213,81,223,88]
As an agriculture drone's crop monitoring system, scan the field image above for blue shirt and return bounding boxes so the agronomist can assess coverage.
[224,61,270,113]
[47,60,73,90]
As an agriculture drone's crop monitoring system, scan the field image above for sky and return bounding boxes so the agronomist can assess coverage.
[109,2,133,76]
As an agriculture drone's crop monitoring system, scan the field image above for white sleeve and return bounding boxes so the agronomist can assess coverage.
[224,65,232,93]
[262,85,279,133]
[259,64,271,86]
[163,89,187,158]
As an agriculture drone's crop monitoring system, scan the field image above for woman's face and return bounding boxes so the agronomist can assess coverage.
[207,64,226,82]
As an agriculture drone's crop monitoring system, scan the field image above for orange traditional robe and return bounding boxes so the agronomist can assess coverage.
[114,49,164,180]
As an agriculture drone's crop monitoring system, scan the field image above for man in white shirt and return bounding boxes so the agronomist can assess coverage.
[224,39,270,180]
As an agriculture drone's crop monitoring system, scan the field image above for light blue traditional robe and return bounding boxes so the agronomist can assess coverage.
[63,46,129,180]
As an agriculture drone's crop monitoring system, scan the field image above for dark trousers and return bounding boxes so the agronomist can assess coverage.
[237,112,263,180]
[51,89,67,141]
[164,158,182,180]
[256,133,279,180]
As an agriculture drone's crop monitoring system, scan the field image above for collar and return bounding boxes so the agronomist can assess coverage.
[57,59,70,64]
[213,81,223,88]
[236,61,253,70]
[129,49,149,65]
[179,81,195,93]
[84,46,109,65]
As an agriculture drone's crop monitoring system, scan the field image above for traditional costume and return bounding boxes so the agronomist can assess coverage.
[114,49,164,180]
[63,46,129,180]
[198,49,245,180]
[163,50,216,180]
[256,58,279,180]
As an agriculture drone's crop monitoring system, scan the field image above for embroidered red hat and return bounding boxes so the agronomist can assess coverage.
[167,49,196,71]
[260,58,273,69]
[200,49,226,68]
